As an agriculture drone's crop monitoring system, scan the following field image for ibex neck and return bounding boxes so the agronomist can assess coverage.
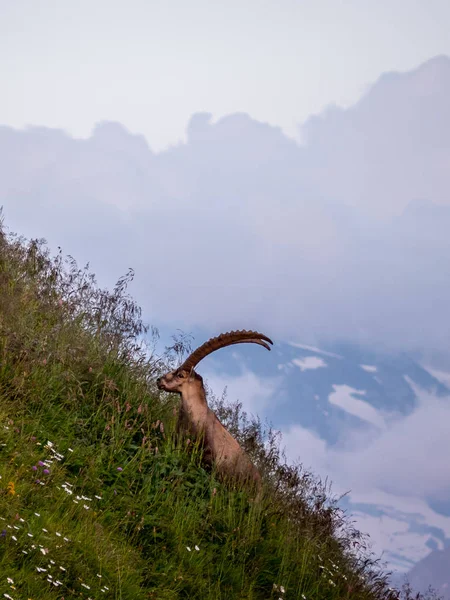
[179,381,209,432]
[181,381,208,409]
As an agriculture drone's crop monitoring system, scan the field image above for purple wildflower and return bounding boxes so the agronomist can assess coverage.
[32,465,37,471]
[43,469,50,475]
[117,467,123,472]
[38,461,45,467]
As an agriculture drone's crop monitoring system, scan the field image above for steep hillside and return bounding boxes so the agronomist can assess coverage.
[0,219,441,599]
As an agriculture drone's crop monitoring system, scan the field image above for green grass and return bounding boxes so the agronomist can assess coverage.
[0,213,441,600]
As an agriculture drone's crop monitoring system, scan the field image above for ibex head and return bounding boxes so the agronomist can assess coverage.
[156,367,203,394]
[156,330,273,394]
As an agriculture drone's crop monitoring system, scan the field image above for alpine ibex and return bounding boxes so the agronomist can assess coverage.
[156,330,273,485]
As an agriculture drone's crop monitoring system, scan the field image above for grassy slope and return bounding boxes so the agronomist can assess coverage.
[0,220,439,600]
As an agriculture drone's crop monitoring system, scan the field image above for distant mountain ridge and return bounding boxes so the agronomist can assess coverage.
[207,339,449,445]
[404,544,450,600]
[201,338,450,582]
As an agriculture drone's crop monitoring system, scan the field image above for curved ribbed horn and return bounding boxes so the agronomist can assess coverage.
[180,330,273,372]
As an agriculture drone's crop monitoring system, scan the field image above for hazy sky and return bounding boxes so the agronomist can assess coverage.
[2,0,450,150]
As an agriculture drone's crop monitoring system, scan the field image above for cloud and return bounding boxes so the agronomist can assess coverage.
[203,367,281,416]
[361,364,378,373]
[300,55,450,219]
[278,383,450,569]
[1,56,450,362]
[328,384,386,430]
[282,384,450,503]
[292,356,328,371]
